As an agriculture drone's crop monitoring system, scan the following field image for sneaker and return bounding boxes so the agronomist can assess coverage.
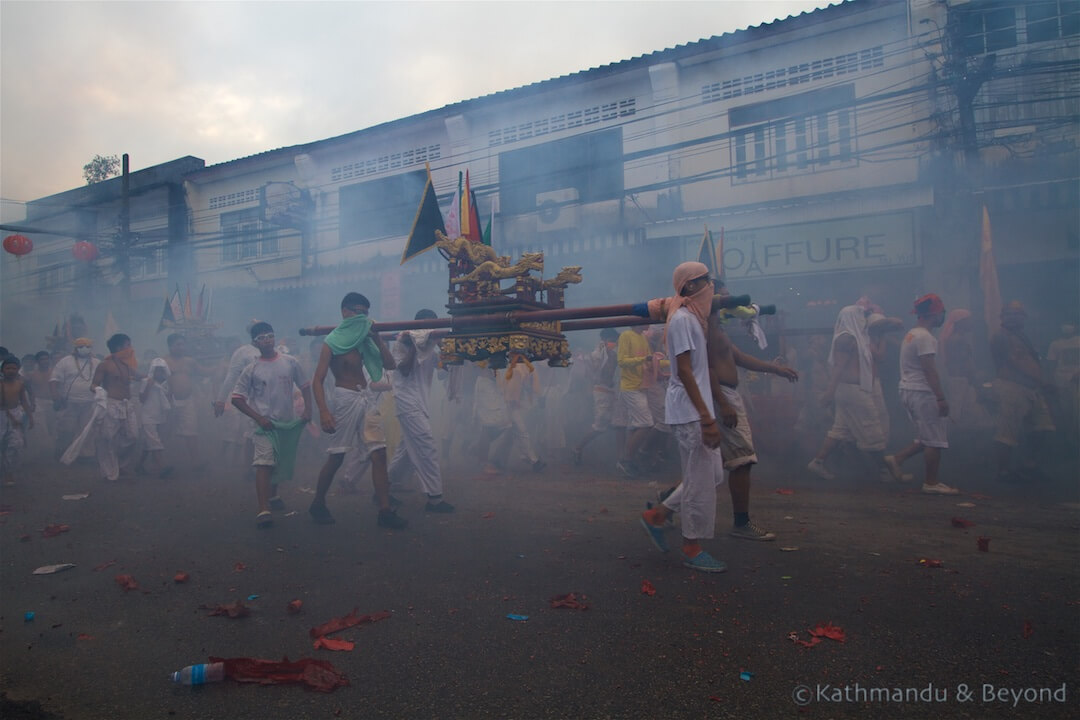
[532,459,547,473]
[806,458,837,481]
[729,522,777,541]
[425,500,456,513]
[377,508,408,530]
[256,511,274,529]
[268,496,286,511]
[571,447,583,466]
[884,455,904,480]
[308,503,336,525]
[683,550,727,573]
[921,483,959,495]
[639,514,670,553]
[371,493,403,508]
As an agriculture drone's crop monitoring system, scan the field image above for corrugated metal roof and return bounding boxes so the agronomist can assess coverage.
[202,0,856,171]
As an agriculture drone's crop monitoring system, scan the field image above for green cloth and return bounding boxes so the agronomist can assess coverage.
[255,418,309,484]
[323,314,384,383]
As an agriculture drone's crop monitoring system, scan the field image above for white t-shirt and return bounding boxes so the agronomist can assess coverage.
[140,378,171,425]
[473,372,508,428]
[216,344,261,403]
[899,326,937,392]
[50,354,101,404]
[231,353,308,422]
[664,307,715,425]
[390,335,437,415]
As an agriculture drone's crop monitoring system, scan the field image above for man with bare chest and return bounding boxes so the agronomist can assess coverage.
[90,333,141,481]
[1,356,34,485]
[310,292,406,529]
[706,294,798,541]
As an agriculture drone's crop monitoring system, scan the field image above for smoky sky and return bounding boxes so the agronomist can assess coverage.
[0,0,832,220]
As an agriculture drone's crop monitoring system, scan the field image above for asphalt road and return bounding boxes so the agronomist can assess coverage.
[1,442,1077,720]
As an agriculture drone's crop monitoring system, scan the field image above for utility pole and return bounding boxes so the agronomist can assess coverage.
[118,153,131,304]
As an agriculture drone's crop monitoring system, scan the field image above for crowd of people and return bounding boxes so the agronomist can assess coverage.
[0,273,1076,575]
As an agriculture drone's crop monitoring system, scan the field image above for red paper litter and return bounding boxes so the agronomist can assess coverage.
[550,592,590,610]
[313,636,355,652]
[93,561,116,572]
[482,512,495,519]
[640,579,657,596]
[919,558,944,568]
[211,656,349,693]
[809,622,846,643]
[775,488,796,495]
[1022,621,1034,639]
[41,524,70,538]
[950,517,975,528]
[287,599,304,614]
[201,601,250,618]
[173,572,190,583]
[114,574,138,591]
[233,562,247,572]
[309,608,391,639]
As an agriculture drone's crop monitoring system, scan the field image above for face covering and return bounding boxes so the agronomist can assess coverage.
[75,347,92,358]
[113,346,138,370]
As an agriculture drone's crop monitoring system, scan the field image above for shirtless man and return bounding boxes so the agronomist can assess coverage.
[90,333,141,481]
[310,292,406,529]
[1,356,34,485]
[808,306,906,483]
[165,334,209,469]
[706,288,798,541]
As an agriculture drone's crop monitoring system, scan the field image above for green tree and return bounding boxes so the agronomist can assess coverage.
[83,154,120,184]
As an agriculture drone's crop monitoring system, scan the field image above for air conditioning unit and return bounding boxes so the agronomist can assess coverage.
[536,188,580,231]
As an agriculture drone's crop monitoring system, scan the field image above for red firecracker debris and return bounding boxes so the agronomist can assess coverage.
[1022,621,1034,639]
[809,622,846,643]
[950,517,975,528]
[202,601,250,618]
[919,558,944,568]
[482,512,495,519]
[977,537,991,552]
[775,488,795,495]
[77,633,94,641]
[313,636,355,651]
[309,608,391,639]
[287,599,303,614]
[93,561,116,572]
[173,572,190,583]
[210,656,349,692]
[114,574,138,591]
[233,562,247,572]
[41,524,70,538]
[640,579,657,596]
[550,592,590,610]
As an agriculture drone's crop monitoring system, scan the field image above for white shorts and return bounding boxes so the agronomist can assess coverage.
[325,386,385,458]
[142,423,165,451]
[828,381,887,452]
[252,433,276,466]
[644,382,670,432]
[591,389,614,431]
[172,397,199,437]
[900,388,948,449]
[613,389,653,429]
[715,385,756,470]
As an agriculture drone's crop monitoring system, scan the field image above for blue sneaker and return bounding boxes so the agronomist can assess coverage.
[683,551,727,573]
[639,515,669,553]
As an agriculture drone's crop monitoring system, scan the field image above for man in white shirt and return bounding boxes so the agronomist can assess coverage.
[387,309,454,513]
[49,338,100,459]
[885,294,958,495]
[639,262,727,573]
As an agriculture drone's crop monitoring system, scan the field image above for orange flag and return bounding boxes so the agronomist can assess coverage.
[978,206,1002,338]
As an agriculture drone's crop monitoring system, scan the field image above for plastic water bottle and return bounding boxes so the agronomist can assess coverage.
[171,662,225,685]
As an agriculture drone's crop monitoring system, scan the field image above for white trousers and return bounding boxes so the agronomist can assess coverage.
[660,421,725,540]
[388,408,443,497]
[95,398,137,481]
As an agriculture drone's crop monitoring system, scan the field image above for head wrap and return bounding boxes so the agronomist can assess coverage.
[912,293,945,318]
[73,337,93,348]
[829,305,873,392]
[667,261,714,332]
[148,357,171,377]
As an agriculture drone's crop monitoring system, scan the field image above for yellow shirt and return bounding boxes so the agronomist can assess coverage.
[617,330,650,391]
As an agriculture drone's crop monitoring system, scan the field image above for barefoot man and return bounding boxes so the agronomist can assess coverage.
[310,292,407,529]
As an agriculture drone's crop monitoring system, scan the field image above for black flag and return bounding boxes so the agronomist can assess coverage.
[401,164,446,264]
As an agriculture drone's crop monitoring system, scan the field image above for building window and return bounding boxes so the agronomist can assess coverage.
[729,84,856,184]
[339,169,429,244]
[957,4,1018,55]
[36,249,75,291]
[702,46,882,104]
[221,208,276,262]
[1026,0,1080,42]
[131,247,167,279]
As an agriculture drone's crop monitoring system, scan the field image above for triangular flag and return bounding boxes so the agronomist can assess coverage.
[483,201,494,247]
[184,285,193,320]
[196,285,205,320]
[697,226,718,279]
[979,206,1002,338]
[157,295,175,333]
[170,286,183,324]
[461,170,483,242]
[445,172,461,239]
[203,287,213,322]
[469,188,485,244]
[401,163,448,265]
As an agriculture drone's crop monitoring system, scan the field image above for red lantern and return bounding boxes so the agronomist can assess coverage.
[3,234,33,257]
[72,241,99,262]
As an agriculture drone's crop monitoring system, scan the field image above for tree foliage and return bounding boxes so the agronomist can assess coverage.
[83,154,120,185]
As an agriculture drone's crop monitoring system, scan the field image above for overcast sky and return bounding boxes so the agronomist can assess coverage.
[1,0,833,220]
